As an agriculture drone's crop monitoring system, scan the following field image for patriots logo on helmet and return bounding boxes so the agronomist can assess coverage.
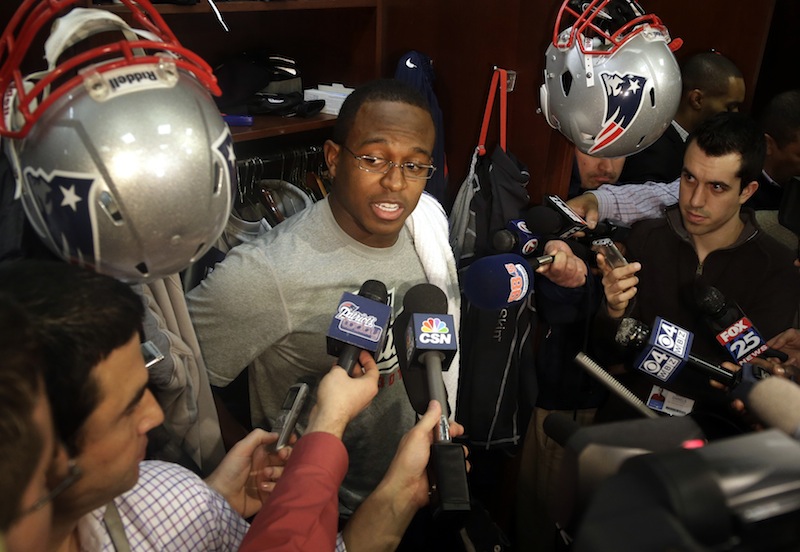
[589,72,647,154]
[23,168,99,266]
[213,128,237,195]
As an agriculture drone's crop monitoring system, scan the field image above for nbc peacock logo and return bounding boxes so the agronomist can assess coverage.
[422,317,448,333]
[419,317,452,344]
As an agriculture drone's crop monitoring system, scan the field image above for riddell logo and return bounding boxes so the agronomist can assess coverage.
[716,317,753,345]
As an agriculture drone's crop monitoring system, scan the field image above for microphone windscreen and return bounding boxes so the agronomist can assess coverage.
[403,282,448,315]
[360,279,388,304]
[543,412,583,448]
[523,205,563,236]
[492,229,517,253]
[462,254,533,310]
[693,284,726,317]
[746,377,800,439]
[614,318,650,349]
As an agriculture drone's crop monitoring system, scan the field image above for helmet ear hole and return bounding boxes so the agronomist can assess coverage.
[561,72,574,97]
[648,87,656,108]
[99,190,124,224]
[134,262,149,277]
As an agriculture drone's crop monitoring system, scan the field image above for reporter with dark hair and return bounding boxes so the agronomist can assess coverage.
[0,297,71,552]
[594,112,800,428]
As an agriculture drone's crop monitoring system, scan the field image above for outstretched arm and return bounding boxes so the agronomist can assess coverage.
[342,400,467,552]
[237,351,380,551]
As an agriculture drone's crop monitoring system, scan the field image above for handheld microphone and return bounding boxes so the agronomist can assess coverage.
[694,284,788,364]
[615,317,738,386]
[493,206,563,257]
[492,219,542,257]
[325,280,391,376]
[462,253,539,310]
[583,218,632,243]
[396,283,470,519]
[543,194,589,239]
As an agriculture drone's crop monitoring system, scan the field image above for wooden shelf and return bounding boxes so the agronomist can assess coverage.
[229,113,336,142]
[92,0,379,15]
[84,0,380,144]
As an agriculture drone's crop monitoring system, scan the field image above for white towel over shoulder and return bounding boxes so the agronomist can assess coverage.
[405,192,461,416]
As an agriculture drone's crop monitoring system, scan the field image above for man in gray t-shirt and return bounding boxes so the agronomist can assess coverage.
[188,79,456,517]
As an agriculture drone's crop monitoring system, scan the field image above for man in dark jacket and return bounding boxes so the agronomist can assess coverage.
[595,112,800,431]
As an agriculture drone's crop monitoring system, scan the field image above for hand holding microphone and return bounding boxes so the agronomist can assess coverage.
[536,240,588,288]
[394,283,470,520]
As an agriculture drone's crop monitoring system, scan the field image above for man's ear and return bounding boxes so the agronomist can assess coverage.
[323,140,341,181]
[764,133,778,157]
[739,179,759,204]
[688,89,703,110]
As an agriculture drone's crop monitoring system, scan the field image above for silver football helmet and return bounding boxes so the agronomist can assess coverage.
[0,2,233,283]
[539,0,682,158]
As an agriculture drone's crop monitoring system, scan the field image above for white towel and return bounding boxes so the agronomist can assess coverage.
[405,191,461,416]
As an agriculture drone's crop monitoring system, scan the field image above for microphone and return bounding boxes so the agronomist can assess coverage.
[462,253,540,310]
[492,206,562,256]
[615,317,738,387]
[325,280,391,376]
[746,377,800,440]
[543,194,589,239]
[574,352,658,419]
[395,283,470,519]
[492,219,542,257]
[694,284,788,363]
[582,218,632,244]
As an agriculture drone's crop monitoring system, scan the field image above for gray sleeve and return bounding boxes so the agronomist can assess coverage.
[588,179,680,224]
[186,243,287,387]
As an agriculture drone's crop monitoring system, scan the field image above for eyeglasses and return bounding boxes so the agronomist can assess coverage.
[341,145,437,181]
[13,459,82,521]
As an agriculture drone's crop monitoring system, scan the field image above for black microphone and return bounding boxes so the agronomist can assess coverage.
[325,279,391,376]
[694,284,788,363]
[582,218,632,244]
[543,194,589,238]
[615,317,738,387]
[492,206,563,256]
[462,253,539,310]
[395,283,470,520]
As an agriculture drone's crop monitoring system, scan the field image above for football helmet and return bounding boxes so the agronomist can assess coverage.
[0,2,233,283]
[539,0,682,158]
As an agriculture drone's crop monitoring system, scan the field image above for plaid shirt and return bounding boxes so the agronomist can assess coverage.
[589,178,680,223]
[78,461,248,551]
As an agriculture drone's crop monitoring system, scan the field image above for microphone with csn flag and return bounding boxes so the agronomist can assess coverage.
[326,279,391,376]
[693,284,789,364]
[394,283,470,521]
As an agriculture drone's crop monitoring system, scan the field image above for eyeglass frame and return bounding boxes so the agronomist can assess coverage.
[12,459,82,522]
[340,144,437,181]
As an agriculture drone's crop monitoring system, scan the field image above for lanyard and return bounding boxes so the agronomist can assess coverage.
[103,502,131,552]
